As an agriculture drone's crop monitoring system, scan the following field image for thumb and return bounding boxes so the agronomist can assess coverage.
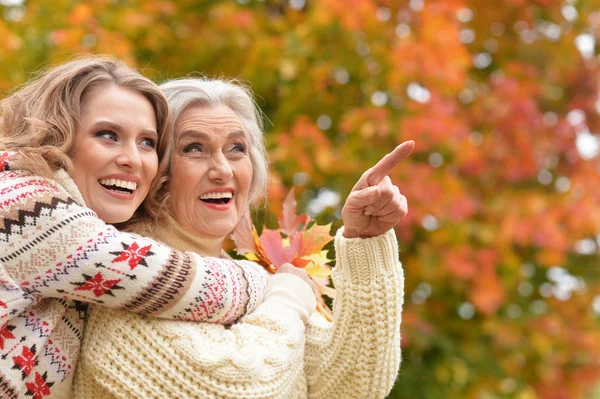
[349,186,381,208]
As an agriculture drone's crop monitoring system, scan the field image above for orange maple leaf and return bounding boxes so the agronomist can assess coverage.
[299,224,333,256]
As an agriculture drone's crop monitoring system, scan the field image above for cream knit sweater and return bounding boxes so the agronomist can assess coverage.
[73,217,404,399]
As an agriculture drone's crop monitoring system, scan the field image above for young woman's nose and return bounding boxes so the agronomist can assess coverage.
[207,152,233,181]
[115,141,143,170]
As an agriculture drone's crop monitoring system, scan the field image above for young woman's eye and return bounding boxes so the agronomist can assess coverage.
[139,137,157,149]
[183,143,203,153]
[96,130,118,141]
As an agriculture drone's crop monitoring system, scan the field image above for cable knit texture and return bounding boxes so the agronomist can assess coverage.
[73,217,404,399]
[0,152,267,399]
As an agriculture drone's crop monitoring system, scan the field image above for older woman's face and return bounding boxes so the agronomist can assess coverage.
[169,104,253,240]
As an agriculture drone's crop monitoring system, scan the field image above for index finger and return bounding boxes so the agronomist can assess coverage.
[366,140,415,185]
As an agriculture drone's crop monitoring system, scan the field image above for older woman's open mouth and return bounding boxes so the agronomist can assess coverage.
[199,190,234,205]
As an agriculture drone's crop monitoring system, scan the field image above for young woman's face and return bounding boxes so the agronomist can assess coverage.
[71,85,159,223]
[168,104,253,240]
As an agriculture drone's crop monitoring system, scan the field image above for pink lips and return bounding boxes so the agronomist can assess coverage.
[200,201,233,211]
[100,185,136,200]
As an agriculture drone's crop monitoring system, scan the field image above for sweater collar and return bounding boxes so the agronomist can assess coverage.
[152,214,225,257]
[54,169,87,206]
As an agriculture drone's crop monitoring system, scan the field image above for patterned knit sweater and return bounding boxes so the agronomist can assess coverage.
[0,152,268,399]
[73,215,404,398]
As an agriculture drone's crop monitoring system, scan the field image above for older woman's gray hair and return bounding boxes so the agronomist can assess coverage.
[147,78,269,218]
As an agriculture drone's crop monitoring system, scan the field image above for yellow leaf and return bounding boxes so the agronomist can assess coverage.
[303,251,333,281]
[302,250,332,267]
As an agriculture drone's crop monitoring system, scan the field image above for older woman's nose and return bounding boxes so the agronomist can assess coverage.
[207,152,233,181]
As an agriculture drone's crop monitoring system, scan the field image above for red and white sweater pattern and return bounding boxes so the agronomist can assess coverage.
[0,152,267,399]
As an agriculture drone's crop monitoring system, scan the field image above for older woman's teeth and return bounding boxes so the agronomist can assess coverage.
[199,191,233,204]
[98,178,137,193]
[199,192,233,200]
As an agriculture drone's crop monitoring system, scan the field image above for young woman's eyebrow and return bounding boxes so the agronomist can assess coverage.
[90,120,158,138]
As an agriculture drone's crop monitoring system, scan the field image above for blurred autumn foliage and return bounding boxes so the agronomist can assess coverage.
[1,0,600,397]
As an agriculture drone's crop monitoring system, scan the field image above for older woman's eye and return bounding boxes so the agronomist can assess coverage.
[183,143,203,153]
[96,130,118,141]
[231,143,248,154]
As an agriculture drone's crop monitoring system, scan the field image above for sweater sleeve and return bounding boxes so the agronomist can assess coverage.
[73,274,316,399]
[0,169,266,324]
[304,227,404,399]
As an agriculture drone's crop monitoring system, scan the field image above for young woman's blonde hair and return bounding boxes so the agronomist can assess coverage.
[0,55,170,218]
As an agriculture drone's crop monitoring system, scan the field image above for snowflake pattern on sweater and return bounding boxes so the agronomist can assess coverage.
[0,152,267,399]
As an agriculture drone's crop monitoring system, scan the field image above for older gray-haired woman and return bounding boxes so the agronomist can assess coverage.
[74,77,412,399]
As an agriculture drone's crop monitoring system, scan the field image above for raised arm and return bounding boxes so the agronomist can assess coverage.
[305,228,403,398]
[0,168,266,324]
[304,140,414,399]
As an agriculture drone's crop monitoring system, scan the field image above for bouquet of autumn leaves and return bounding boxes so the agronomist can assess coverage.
[231,189,335,321]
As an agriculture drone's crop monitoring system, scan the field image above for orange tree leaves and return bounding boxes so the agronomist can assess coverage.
[2,0,600,397]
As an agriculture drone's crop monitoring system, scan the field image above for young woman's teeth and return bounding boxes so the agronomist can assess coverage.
[98,178,137,193]
[199,191,233,203]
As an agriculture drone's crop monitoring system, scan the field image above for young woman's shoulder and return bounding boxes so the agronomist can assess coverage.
[0,152,73,205]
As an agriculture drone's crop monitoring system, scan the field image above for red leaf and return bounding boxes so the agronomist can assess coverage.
[278,188,309,236]
[259,229,300,268]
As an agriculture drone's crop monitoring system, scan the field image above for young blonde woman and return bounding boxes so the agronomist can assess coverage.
[0,57,312,399]
[74,78,413,399]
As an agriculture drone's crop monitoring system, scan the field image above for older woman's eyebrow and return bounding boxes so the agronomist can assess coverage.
[227,131,247,139]
[178,130,247,140]
[178,130,210,141]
